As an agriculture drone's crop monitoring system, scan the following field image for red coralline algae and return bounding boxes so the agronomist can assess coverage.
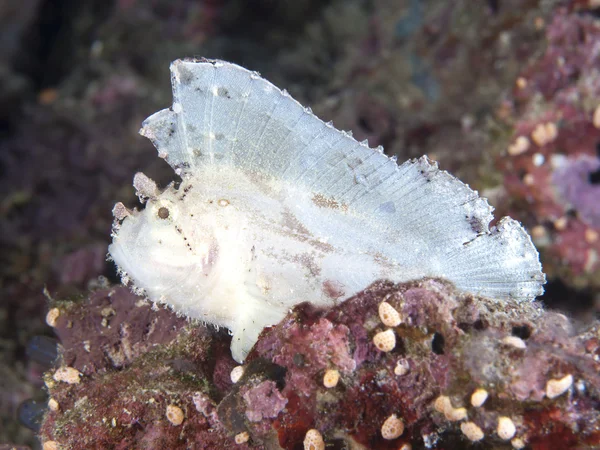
[258,280,600,449]
[252,316,356,399]
[242,381,288,423]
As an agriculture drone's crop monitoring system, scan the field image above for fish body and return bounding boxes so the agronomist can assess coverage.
[109,59,545,362]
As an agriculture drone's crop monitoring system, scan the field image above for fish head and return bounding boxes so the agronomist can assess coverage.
[108,177,219,300]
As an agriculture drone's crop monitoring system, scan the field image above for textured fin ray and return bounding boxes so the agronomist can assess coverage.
[139,109,187,169]
[140,58,545,301]
[443,218,546,299]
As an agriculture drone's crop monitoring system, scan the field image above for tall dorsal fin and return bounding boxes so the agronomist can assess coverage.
[140,58,545,302]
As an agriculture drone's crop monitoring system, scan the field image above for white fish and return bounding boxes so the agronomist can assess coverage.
[109,59,545,363]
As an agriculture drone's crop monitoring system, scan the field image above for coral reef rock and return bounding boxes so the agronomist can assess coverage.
[40,281,600,449]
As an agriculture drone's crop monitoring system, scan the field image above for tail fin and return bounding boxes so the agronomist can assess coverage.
[441,217,545,300]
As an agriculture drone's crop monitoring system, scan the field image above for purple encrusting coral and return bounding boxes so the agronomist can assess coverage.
[40,287,244,449]
[50,288,189,373]
[552,155,600,229]
[39,281,600,449]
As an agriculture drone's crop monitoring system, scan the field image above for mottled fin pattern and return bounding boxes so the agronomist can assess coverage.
[140,58,545,301]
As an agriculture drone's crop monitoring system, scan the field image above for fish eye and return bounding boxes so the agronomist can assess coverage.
[157,207,170,219]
